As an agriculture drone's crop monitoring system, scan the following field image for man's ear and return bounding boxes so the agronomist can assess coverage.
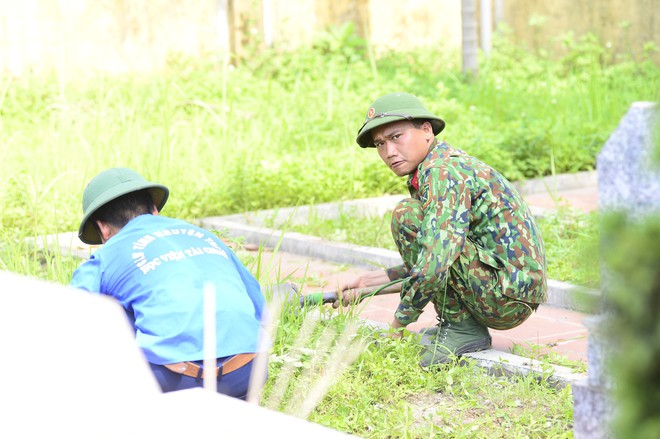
[422,121,434,141]
[151,204,159,215]
[95,220,115,243]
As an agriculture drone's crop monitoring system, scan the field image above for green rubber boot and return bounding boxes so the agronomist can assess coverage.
[419,315,492,368]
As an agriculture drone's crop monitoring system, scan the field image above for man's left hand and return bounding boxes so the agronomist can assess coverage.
[388,318,407,339]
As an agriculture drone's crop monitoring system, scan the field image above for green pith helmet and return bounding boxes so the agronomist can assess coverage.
[356,92,445,148]
[78,168,169,245]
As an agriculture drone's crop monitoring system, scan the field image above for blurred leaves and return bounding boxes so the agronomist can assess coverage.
[601,213,660,439]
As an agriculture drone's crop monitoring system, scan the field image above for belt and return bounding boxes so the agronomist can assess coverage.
[163,353,257,379]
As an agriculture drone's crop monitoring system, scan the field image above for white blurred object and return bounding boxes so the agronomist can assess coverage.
[0,270,352,438]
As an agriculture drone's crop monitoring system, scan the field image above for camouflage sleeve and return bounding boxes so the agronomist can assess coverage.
[386,264,408,280]
[395,165,471,325]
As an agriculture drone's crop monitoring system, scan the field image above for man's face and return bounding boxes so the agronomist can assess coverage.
[370,120,433,177]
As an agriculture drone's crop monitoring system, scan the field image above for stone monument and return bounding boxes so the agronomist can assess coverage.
[572,101,660,438]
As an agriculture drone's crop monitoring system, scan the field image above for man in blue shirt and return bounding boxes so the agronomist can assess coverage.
[70,168,267,399]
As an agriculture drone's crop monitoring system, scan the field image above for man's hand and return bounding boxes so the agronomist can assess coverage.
[332,271,392,309]
[332,279,367,309]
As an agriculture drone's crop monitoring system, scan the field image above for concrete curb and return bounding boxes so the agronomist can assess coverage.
[462,349,586,389]
[198,217,402,269]
[512,170,597,196]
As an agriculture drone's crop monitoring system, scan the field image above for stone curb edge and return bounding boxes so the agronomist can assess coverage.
[512,170,597,196]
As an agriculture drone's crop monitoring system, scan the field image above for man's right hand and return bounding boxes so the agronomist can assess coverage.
[332,280,366,309]
[332,270,392,308]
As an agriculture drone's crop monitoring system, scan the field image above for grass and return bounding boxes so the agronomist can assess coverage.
[536,208,600,288]
[265,205,398,252]
[259,305,575,438]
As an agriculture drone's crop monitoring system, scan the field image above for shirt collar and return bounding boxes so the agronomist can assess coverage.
[409,170,420,190]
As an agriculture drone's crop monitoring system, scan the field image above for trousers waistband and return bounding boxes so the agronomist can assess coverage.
[163,353,257,379]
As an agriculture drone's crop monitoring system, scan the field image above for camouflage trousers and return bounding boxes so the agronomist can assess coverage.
[392,198,535,330]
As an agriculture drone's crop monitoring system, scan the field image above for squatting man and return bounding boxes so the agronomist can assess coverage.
[334,92,547,368]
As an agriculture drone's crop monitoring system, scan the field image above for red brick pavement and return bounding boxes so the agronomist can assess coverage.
[524,186,598,213]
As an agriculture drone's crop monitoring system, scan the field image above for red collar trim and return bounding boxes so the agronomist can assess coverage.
[410,170,419,190]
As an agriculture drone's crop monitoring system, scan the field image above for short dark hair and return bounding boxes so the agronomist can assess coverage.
[92,189,154,229]
[411,119,429,129]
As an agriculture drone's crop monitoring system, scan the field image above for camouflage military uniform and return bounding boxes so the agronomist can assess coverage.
[386,140,547,329]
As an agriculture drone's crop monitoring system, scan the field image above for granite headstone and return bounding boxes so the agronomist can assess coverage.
[572,101,659,439]
[597,101,660,213]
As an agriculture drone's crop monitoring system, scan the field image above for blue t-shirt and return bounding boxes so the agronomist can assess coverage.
[70,214,266,365]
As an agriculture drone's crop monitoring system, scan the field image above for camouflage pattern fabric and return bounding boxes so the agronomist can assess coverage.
[385,141,547,328]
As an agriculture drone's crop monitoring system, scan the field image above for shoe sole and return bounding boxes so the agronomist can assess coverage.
[454,336,492,357]
[419,336,492,369]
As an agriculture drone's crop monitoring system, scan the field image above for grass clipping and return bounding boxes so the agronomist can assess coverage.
[247,295,367,419]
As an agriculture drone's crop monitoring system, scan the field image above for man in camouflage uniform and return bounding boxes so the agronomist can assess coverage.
[336,92,547,367]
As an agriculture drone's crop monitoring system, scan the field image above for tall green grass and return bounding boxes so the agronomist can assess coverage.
[1,29,657,247]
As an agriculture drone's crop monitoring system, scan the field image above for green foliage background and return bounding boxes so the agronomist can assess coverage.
[602,213,660,439]
[1,28,658,244]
